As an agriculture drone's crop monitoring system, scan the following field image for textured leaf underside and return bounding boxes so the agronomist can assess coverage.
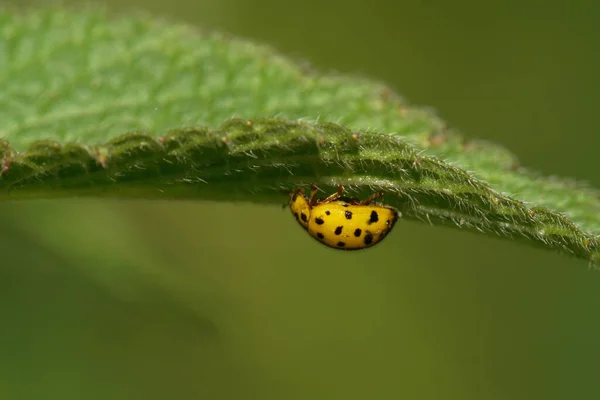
[0,8,599,264]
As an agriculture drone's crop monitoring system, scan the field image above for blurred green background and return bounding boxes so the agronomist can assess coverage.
[2,0,600,399]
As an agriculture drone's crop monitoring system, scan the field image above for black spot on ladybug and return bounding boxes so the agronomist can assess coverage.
[342,203,349,207]
[354,228,362,237]
[368,210,379,224]
[345,211,353,219]
[334,226,343,235]
[364,232,374,245]
[294,212,300,221]
[325,210,331,215]
[386,219,390,225]
[317,232,325,239]
[315,217,324,225]
[337,241,346,247]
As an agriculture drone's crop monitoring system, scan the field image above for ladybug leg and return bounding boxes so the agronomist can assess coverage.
[360,191,384,205]
[319,184,344,204]
[308,184,319,206]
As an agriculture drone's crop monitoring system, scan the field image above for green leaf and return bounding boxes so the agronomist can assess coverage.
[1,8,599,265]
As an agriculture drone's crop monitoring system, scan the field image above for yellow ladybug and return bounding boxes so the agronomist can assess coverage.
[289,184,399,250]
